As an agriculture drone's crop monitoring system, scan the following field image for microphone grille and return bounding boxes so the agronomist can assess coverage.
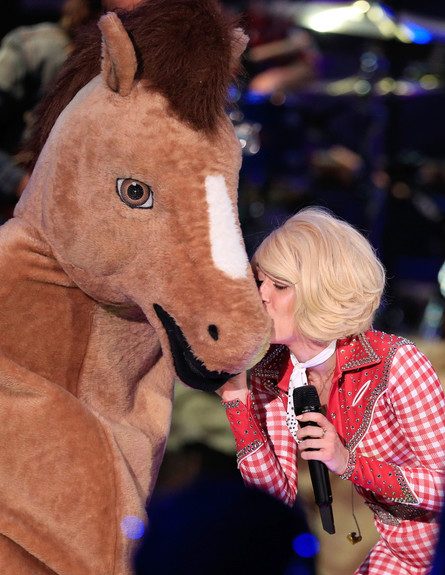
[293,384,321,412]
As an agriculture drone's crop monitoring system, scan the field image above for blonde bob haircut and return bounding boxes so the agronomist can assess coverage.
[252,206,386,342]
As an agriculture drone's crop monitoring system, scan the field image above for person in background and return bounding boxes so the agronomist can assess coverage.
[217,206,445,574]
[0,0,142,220]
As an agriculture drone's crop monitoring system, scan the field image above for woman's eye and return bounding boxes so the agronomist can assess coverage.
[274,283,288,290]
[256,279,263,288]
[116,178,154,209]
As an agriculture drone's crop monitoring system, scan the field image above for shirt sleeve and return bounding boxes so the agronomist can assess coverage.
[222,378,298,507]
[341,345,445,511]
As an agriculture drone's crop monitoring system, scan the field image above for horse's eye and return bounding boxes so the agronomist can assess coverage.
[116,178,153,209]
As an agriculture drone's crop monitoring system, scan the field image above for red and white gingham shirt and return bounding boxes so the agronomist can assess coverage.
[223,331,445,574]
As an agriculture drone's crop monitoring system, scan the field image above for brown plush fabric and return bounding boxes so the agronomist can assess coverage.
[0,2,270,574]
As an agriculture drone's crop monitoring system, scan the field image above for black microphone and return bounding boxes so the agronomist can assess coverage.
[293,384,335,534]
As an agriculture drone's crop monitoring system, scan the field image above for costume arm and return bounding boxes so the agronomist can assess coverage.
[222,383,298,507]
[341,345,445,511]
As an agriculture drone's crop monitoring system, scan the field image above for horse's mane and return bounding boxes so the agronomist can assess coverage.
[22,0,241,170]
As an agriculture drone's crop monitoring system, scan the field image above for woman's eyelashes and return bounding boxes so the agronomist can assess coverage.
[256,278,288,290]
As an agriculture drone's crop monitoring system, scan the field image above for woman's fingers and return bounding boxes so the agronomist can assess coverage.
[296,419,349,475]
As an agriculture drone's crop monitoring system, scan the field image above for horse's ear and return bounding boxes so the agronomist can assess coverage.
[98,12,137,96]
[230,27,249,66]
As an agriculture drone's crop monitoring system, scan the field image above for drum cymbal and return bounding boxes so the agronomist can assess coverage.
[269,1,435,43]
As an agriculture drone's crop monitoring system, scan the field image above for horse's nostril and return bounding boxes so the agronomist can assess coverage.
[208,324,219,341]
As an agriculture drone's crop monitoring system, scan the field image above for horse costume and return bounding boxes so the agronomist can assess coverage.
[0,1,270,573]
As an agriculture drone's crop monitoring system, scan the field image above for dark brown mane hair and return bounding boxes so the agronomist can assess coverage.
[22,0,241,170]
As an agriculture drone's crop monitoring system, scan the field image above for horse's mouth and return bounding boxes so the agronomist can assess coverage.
[153,304,233,391]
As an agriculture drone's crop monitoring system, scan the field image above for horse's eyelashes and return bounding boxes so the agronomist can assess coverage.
[116,178,153,209]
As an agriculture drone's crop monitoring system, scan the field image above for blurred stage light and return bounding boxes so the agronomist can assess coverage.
[306,3,369,33]
[120,516,145,540]
[292,532,320,558]
[439,262,445,298]
[419,74,440,90]
[401,22,432,44]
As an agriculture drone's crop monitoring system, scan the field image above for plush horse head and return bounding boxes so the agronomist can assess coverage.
[0,1,270,573]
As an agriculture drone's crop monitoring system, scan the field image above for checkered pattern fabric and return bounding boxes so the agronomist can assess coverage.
[223,334,445,574]
[358,537,428,575]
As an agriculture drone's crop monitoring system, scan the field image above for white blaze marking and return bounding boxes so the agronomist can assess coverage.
[205,174,248,278]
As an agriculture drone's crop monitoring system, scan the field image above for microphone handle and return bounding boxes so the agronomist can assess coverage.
[299,418,336,534]
[299,418,333,507]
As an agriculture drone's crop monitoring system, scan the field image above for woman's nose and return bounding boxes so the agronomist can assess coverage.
[259,282,269,301]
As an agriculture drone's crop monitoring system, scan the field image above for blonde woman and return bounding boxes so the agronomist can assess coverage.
[218,206,445,574]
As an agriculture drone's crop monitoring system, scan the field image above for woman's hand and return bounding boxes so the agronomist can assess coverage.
[295,411,349,476]
[214,372,249,404]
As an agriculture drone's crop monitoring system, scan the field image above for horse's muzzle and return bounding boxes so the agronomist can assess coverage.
[153,304,235,391]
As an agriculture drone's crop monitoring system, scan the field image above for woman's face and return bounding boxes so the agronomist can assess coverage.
[257,270,298,346]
